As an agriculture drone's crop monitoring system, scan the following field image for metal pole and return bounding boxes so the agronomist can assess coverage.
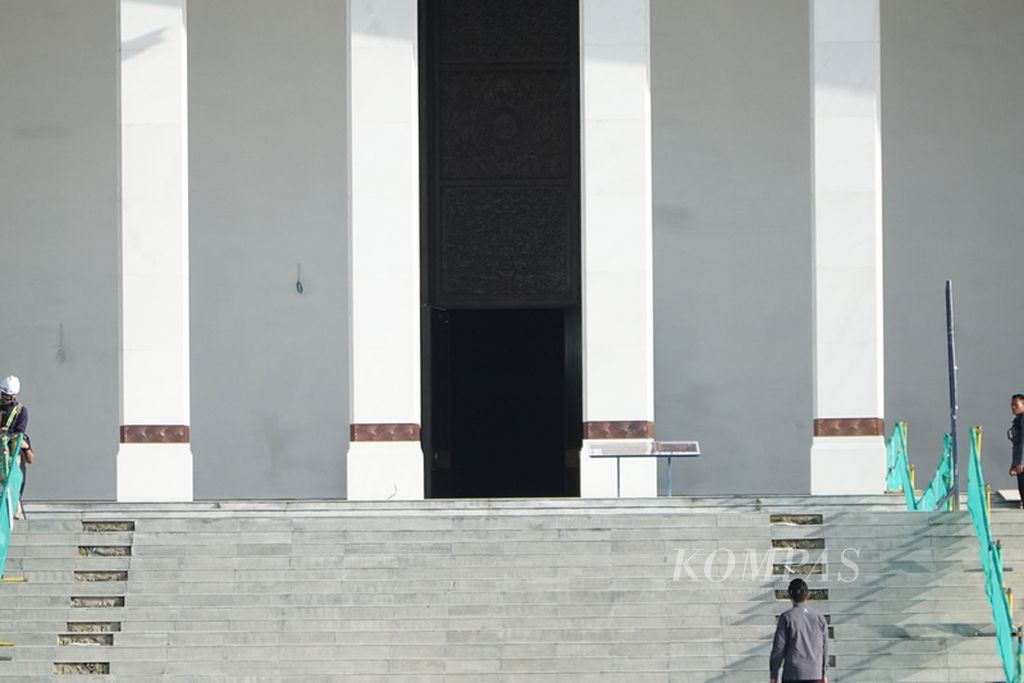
[946,280,960,510]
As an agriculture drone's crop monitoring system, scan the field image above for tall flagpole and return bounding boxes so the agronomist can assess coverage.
[946,280,960,510]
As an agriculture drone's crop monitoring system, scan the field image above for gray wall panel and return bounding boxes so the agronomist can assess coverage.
[188,0,349,499]
[0,0,118,500]
[651,0,814,494]
[8,0,1019,501]
[882,1,1024,489]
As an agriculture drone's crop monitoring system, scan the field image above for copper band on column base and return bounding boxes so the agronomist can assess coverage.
[813,418,885,437]
[350,424,422,442]
[119,425,190,443]
[583,421,654,440]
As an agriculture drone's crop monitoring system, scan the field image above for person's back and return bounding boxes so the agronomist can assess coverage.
[770,578,828,683]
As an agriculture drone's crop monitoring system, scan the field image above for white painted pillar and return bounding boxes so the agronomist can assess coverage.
[116,0,193,501]
[345,0,423,500]
[809,0,886,494]
[579,0,656,498]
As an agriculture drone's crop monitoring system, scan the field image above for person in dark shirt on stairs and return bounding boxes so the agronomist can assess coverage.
[1008,394,1024,509]
[770,578,828,683]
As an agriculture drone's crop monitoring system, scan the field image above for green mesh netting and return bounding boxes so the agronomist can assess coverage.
[887,423,1022,679]
[916,434,954,512]
[885,422,953,511]
[0,433,25,577]
[886,422,913,504]
[966,425,1022,683]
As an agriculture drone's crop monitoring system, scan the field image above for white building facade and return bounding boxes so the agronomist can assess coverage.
[2,0,1022,501]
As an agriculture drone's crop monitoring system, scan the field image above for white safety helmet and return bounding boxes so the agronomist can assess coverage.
[0,376,20,396]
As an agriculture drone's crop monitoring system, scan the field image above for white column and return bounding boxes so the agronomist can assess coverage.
[810,0,886,494]
[580,0,656,498]
[346,0,423,500]
[116,0,193,502]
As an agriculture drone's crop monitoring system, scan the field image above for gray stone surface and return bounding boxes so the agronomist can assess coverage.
[650,0,813,496]
[0,0,119,501]
[881,0,1024,490]
[0,498,1011,680]
[187,0,350,500]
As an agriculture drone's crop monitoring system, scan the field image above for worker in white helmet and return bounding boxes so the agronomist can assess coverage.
[1,375,34,519]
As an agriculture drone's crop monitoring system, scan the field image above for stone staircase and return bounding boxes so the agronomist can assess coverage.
[0,496,1010,681]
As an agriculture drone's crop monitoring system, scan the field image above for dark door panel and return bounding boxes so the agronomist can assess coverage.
[419,0,582,498]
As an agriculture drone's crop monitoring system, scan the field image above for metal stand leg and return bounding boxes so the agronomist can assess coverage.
[616,457,621,498]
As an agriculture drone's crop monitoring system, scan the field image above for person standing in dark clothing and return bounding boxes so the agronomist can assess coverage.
[770,578,828,683]
[1008,394,1024,508]
[0,375,33,519]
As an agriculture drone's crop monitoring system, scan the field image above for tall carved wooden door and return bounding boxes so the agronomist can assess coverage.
[419,0,582,497]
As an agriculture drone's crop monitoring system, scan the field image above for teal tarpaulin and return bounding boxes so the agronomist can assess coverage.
[887,422,1023,679]
[0,433,24,578]
[885,422,953,512]
[886,422,913,504]
[917,434,954,512]
[966,425,1022,683]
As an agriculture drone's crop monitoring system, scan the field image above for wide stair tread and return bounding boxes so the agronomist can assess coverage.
[0,497,1009,680]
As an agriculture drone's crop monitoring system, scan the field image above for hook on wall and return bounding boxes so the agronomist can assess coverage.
[296,263,304,294]
[56,322,66,363]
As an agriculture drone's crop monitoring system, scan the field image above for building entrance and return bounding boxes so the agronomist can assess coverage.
[436,309,577,497]
[419,0,581,498]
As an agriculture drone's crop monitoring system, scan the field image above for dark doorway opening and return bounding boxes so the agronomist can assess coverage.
[425,307,581,498]
[450,309,566,497]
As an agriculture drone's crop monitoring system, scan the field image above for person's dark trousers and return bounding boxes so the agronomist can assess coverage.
[19,458,25,497]
[783,680,821,683]
[1017,471,1024,508]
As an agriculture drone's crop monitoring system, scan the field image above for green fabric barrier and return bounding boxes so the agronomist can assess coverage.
[0,433,24,578]
[889,423,1022,678]
[966,425,1022,683]
[916,434,954,512]
[885,422,917,509]
[885,422,954,511]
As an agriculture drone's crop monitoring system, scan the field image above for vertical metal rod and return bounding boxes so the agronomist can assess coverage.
[616,457,621,498]
[946,280,960,510]
[667,456,673,497]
